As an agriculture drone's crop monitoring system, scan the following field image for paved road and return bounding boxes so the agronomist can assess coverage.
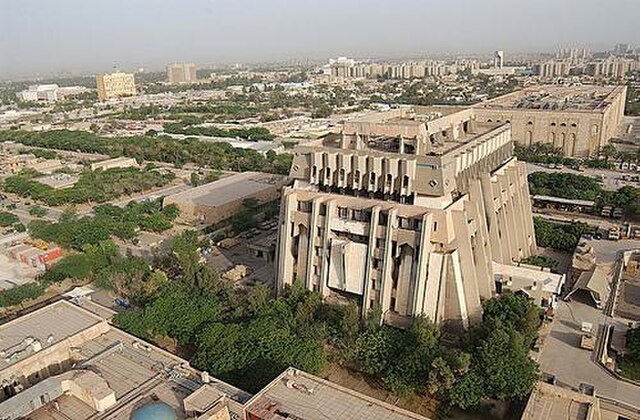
[539,298,640,407]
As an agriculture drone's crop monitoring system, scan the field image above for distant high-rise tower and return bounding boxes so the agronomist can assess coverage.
[167,63,198,84]
[494,51,504,69]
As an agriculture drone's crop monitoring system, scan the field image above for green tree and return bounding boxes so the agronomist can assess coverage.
[0,211,19,227]
[28,205,48,217]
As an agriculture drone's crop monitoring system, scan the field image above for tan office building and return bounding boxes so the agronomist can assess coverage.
[276,106,537,329]
[167,63,198,84]
[96,72,136,100]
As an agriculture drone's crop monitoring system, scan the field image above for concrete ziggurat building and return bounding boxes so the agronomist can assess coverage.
[276,106,537,329]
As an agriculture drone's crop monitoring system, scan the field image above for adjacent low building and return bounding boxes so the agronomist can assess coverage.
[96,72,137,101]
[473,85,627,157]
[0,300,428,420]
[163,172,289,226]
[244,367,428,420]
[90,156,139,171]
[493,262,565,309]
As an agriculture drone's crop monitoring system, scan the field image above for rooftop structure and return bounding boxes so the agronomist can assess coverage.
[90,156,140,171]
[473,85,627,156]
[277,106,537,329]
[522,381,640,420]
[163,171,289,226]
[478,85,622,112]
[0,300,251,420]
[0,300,429,420]
[244,367,429,420]
[36,173,79,189]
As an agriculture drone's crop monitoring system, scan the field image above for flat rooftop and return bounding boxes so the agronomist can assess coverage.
[522,382,597,420]
[477,85,622,112]
[245,367,429,420]
[0,300,250,419]
[0,300,104,372]
[165,171,286,207]
[493,262,564,295]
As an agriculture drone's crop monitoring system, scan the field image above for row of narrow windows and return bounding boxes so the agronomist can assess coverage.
[296,201,425,232]
[312,166,411,188]
[487,118,580,128]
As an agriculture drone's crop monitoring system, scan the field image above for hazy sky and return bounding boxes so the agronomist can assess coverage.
[2,0,639,78]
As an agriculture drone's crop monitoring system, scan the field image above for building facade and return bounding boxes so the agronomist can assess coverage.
[473,85,627,157]
[276,107,536,329]
[96,72,136,100]
[167,63,198,84]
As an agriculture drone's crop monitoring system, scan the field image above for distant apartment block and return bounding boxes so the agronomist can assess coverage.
[326,57,480,82]
[167,63,198,84]
[95,72,136,100]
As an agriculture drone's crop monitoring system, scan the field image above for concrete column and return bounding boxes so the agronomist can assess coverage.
[276,190,297,295]
[412,213,433,317]
[319,200,336,297]
[451,209,482,325]
[361,207,380,317]
[395,244,415,316]
[465,198,494,300]
[480,174,504,263]
[304,198,321,290]
[379,209,397,321]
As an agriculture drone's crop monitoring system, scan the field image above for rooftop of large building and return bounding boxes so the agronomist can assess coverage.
[477,85,624,112]
[0,300,103,372]
[0,299,430,420]
[244,367,429,420]
[0,300,250,419]
[164,171,288,207]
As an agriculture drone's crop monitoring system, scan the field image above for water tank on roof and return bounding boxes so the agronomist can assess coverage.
[131,401,177,420]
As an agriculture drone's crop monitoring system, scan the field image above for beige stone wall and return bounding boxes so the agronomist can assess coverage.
[473,86,627,157]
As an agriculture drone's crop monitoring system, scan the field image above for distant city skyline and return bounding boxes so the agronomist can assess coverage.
[1,0,639,78]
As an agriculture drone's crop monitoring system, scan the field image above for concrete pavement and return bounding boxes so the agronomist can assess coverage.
[538,298,640,407]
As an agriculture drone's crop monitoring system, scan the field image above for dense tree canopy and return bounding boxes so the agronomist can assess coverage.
[28,199,178,249]
[0,130,292,175]
[3,166,174,206]
[534,217,594,252]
